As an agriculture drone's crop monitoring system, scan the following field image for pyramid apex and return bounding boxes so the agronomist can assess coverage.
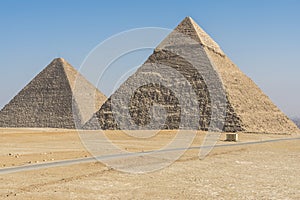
[51,57,67,64]
[178,16,194,25]
[174,17,224,55]
[48,58,74,71]
[185,16,193,20]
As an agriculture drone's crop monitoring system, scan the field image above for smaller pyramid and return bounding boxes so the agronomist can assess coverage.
[0,58,106,129]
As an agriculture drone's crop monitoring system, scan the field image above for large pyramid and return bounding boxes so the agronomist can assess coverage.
[0,58,106,129]
[84,17,299,134]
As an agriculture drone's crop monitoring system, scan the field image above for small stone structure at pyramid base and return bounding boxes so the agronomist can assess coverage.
[83,17,299,134]
[0,58,106,129]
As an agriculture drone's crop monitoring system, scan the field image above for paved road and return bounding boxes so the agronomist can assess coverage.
[1,136,299,175]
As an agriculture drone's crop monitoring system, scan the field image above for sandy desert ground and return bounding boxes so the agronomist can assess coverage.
[0,128,299,199]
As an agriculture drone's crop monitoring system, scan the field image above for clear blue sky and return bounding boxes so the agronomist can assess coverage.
[0,0,299,117]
